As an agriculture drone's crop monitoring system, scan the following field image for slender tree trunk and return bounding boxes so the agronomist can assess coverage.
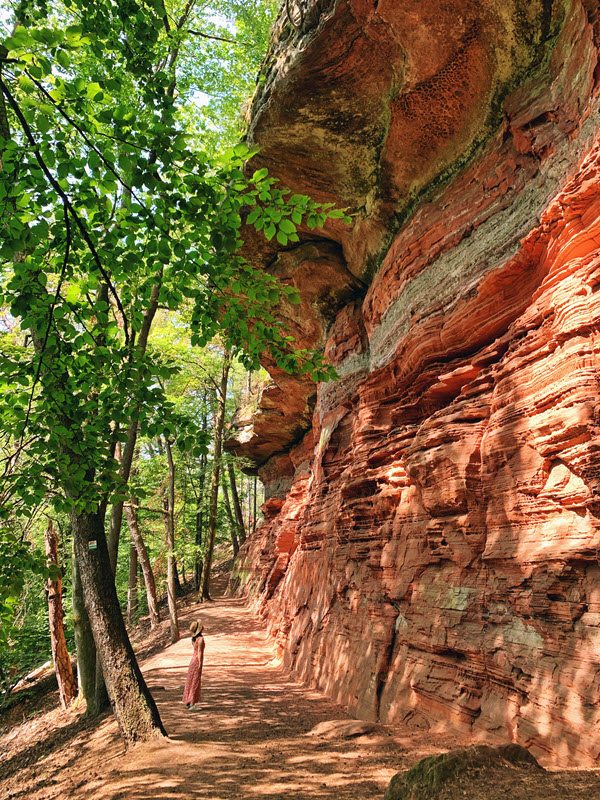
[71,506,166,746]
[127,542,138,626]
[44,521,77,709]
[253,475,258,534]
[195,503,204,592]
[194,413,208,591]
[221,474,239,555]
[246,476,251,533]
[228,463,246,545]
[200,349,232,600]
[94,635,110,712]
[174,559,183,596]
[164,438,179,643]
[125,499,160,628]
[107,275,162,573]
[71,543,97,713]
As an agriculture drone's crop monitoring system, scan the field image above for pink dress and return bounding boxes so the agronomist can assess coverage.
[182,635,205,705]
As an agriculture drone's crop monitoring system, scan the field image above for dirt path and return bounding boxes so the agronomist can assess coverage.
[70,595,419,800]
[3,588,600,800]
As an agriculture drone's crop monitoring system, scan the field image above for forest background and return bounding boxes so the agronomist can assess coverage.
[0,0,347,744]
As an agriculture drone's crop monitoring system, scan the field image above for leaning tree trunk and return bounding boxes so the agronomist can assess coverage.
[125,498,160,629]
[164,438,180,643]
[200,348,232,600]
[71,506,166,746]
[44,521,77,709]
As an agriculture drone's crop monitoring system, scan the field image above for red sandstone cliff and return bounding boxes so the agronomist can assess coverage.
[227,0,600,767]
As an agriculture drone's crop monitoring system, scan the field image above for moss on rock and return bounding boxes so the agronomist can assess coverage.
[383,744,542,800]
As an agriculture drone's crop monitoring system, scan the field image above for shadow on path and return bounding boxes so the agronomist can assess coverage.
[67,594,412,800]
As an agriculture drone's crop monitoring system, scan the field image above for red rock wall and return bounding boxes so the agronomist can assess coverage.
[229,0,600,767]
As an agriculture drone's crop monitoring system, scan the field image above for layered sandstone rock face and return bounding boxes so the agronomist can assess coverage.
[227,0,600,767]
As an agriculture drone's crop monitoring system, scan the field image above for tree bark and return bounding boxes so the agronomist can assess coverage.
[200,348,232,600]
[125,499,160,629]
[71,506,166,745]
[253,475,258,534]
[221,474,239,555]
[44,521,77,709]
[164,438,180,643]
[194,403,208,591]
[127,541,138,626]
[107,277,162,573]
[194,504,204,592]
[227,462,246,545]
[71,540,97,713]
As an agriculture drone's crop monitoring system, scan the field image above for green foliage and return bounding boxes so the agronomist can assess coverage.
[0,526,49,649]
[0,0,341,524]
[0,0,348,677]
[176,0,280,152]
[0,520,66,703]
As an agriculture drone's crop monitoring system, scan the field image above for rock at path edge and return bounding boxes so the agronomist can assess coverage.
[383,743,542,800]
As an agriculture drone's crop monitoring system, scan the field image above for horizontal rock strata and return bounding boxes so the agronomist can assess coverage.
[228,0,600,767]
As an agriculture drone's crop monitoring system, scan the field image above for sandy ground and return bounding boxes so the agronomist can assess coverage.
[2,581,600,800]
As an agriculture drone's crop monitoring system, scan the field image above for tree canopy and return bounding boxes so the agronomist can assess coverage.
[0,0,343,522]
[0,0,349,743]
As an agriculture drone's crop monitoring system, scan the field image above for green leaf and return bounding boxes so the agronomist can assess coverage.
[279,218,296,234]
[56,49,71,70]
[37,115,52,134]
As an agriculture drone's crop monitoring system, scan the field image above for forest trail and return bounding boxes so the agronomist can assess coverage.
[0,573,444,800]
[3,581,600,800]
[64,591,416,800]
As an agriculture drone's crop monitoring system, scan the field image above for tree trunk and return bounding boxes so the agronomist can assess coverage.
[227,463,246,545]
[71,506,166,746]
[94,651,110,713]
[107,276,162,573]
[127,541,138,626]
[221,474,239,555]
[200,349,232,600]
[71,540,97,713]
[247,476,251,533]
[253,475,258,534]
[194,449,207,591]
[44,521,77,709]
[125,499,160,629]
[194,504,204,592]
[164,438,180,643]
[174,558,184,596]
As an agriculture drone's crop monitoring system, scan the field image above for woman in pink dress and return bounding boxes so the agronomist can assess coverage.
[183,619,205,710]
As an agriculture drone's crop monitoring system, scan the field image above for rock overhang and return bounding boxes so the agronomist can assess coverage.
[226,0,600,766]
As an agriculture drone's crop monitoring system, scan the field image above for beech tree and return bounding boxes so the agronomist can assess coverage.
[0,0,342,746]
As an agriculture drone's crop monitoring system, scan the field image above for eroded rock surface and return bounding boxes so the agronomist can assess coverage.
[228,0,600,767]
